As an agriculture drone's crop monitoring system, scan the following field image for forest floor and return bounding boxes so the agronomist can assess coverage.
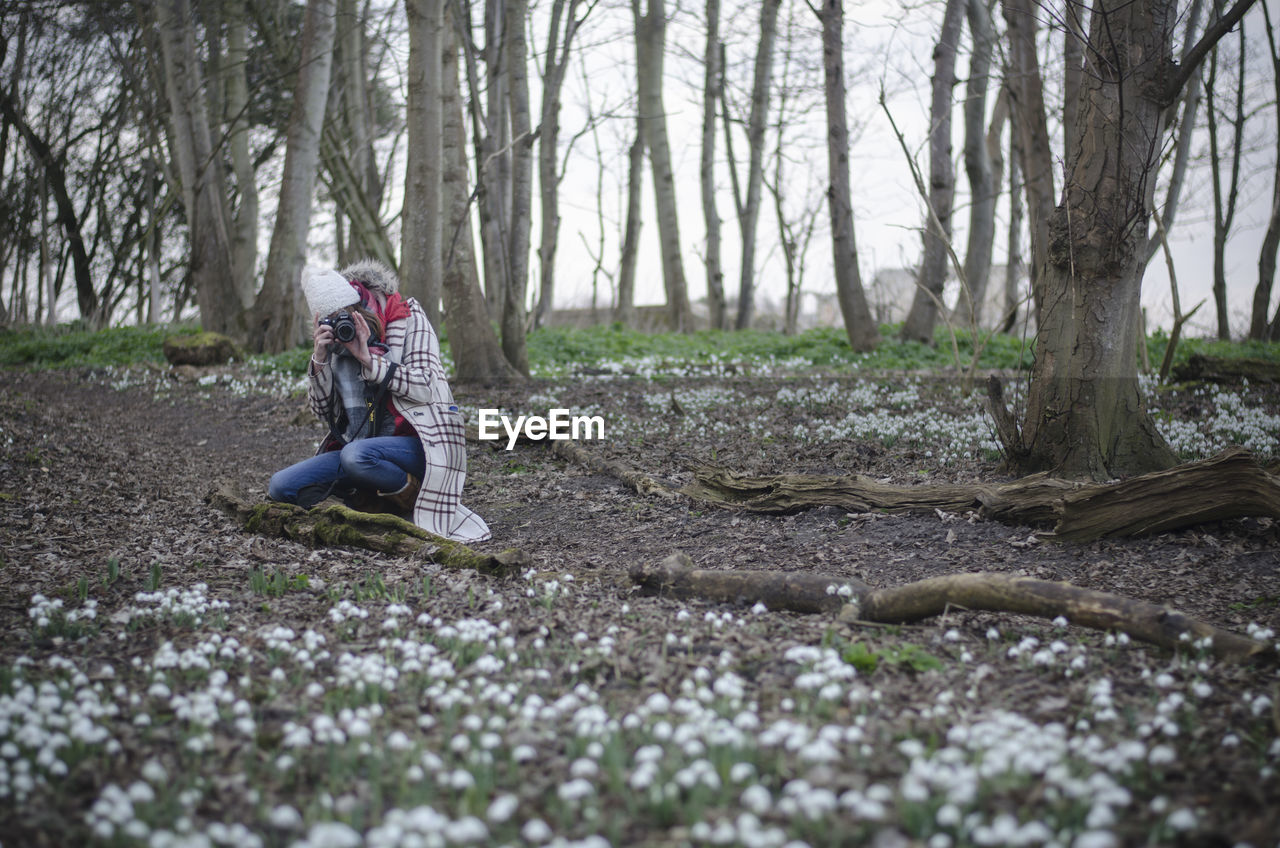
[1,362,1279,847]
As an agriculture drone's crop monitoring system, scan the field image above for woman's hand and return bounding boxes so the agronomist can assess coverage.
[311,314,334,367]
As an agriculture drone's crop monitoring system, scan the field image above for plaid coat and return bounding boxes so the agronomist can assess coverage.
[309,297,491,543]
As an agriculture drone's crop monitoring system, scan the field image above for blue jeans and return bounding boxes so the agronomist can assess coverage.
[268,436,426,508]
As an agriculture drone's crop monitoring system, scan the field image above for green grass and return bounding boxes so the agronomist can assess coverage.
[5,319,1280,378]
[0,322,201,368]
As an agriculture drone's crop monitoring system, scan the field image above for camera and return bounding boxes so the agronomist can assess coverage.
[321,311,357,343]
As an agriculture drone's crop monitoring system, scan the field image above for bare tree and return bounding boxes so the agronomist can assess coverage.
[151,0,243,337]
[441,6,520,383]
[1000,0,1054,320]
[503,0,531,374]
[615,120,643,326]
[991,0,1259,479]
[224,0,258,306]
[250,0,336,354]
[900,0,965,344]
[1141,0,1207,269]
[816,0,877,351]
[734,0,782,330]
[532,0,591,330]
[632,0,694,331]
[700,0,727,330]
[1205,24,1246,340]
[951,0,998,328]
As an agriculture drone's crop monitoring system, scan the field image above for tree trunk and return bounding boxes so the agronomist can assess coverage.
[899,0,964,344]
[734,0,781,331]
[817,0,877,352]
[1008,0,1217,479]
[1255,2,1280,340]
[634,0,694,332]
[615,125,643,327]
[1142,0,1207,269]
[503,0,532,374]
[952,0,997,329]
[224,0,258,306]
[152,0,242,338]
[1000,0,1054,324]
[441,7,521,384]
[1206,27,1246,341]
[700,0,727,330]
[251,0,336,354]
[1001,120,1023,333]
[403,0,445,325]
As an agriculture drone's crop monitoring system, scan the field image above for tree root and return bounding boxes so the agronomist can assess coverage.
[207,484,528,576]
[631,553,1273,664]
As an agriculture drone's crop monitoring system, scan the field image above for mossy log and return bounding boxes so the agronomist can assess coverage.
[631,553,1272,664]
[682,447,1280,542]
[207,485,528,576]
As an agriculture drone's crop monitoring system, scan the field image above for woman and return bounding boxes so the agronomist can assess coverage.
[268,260,491,543]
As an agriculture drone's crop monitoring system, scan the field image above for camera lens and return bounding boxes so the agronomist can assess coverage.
[333,318,356,343]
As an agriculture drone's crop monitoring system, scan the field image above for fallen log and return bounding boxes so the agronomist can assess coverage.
[631,553,1273,664]
[207,485,528,576]
[681,447,1280,542]
[1172,353,1280,384]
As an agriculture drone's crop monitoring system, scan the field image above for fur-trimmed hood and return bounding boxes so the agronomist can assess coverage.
[340,258,400,296]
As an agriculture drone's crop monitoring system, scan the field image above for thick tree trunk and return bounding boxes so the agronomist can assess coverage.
[503,0,532,374]
[817,0,878,352]
[952,0,996,328]
[700,0,727,331]
[251,0,336,355]
[153,0,243,339]
[404,0,445,325]
[634,0,694,332]
[441,11,520,384]
[1011,0,1183,478]
[900,0,964,344]
[734,0,781,331]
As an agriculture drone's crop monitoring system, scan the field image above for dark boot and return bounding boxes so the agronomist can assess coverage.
[378,473,420,514]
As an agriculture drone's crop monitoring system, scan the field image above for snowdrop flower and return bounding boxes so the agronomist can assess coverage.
[521,818,552,843]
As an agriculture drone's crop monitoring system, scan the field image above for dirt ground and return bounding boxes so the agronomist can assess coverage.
[1,364,1279,846]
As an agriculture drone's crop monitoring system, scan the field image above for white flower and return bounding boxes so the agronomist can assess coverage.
[521,818,553,843]
[268,805,302,829]
[304,821,361,848]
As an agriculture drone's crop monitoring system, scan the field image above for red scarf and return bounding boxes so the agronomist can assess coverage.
[350,280,411,330]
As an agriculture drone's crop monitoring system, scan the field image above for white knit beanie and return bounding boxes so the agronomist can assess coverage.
[301,267,359,317]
